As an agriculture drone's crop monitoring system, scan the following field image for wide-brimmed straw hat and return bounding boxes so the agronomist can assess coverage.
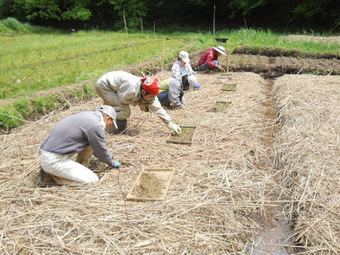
[213,46,226,56]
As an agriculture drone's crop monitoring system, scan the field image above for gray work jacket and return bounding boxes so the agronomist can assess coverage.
[41,111,115,166]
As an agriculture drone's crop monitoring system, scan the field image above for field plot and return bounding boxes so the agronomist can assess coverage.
[273,75,340,254]
[222,83,237,91]
[0,69,339,254]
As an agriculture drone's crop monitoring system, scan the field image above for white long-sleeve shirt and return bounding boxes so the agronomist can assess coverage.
[171,60,193,82]
[96,71,172,124]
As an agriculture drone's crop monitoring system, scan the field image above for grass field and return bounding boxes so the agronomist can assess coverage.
[0,18,339,130]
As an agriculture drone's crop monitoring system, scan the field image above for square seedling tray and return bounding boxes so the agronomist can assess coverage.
[222,83,237,91]
[166,125,196,145]
[208,101,232,112]
[126,168,174,201]
[219,73,232,78]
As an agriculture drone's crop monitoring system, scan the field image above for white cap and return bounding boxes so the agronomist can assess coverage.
[188,74,198,88]
[98,105,118,129]
[213,46,226,56]
[179,51,190,63]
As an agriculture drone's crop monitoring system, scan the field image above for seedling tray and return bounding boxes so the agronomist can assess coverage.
[222,83,237,91]
[208,101,232,112]
[126,168,174,201]
[166,125,196,145]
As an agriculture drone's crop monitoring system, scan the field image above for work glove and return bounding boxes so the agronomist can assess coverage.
[168,122,181,134]
[172,104,185,110]
[111,161,121,168]
[217,65,225,72]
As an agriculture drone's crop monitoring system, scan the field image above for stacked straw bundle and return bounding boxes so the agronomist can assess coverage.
[273,74,340,254]
[0,71,287,254]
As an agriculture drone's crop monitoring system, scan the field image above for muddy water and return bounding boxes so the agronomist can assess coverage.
[247,78,292,254]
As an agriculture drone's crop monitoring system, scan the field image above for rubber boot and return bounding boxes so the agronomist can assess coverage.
[39,167,54,186]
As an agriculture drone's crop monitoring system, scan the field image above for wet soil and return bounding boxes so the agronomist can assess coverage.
[190,52,340,78]
[246,78,292,254]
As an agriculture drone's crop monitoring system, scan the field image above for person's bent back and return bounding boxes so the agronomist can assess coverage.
[40,105,120,185]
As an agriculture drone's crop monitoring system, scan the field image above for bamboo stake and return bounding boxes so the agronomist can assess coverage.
[161,37,165,71]
[226,50,230,73]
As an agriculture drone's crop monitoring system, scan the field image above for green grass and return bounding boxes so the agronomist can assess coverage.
[0,17,58,36]
[0,20,339,131]
[0,83,96,131]
[223,29,340,54]
[0,32,193,99]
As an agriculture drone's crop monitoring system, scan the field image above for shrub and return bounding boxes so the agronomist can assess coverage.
[33,97,57,114]
[3,17,21,31]
[0,107,21,131]
[14,99,31,118]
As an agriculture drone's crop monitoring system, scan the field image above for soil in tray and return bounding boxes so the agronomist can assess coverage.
[208,101,231,112]
[132,172,164,198]
[222,83,237,91]
[168,126,196,144]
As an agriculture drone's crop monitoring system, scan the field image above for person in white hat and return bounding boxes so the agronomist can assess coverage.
[39,105,120,186]
[158,74,200,109]
[197,46,226,71]
[172,51,199,86]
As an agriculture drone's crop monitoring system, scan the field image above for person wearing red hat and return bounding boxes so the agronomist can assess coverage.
[95,70,181,134]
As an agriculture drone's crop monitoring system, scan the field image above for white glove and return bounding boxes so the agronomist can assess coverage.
[168,122,181,134]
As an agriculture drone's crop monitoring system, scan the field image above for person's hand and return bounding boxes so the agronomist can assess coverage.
[172,104,185,110]
[112,161,121,168]
[168,122,181,134]
[139,103,149,112]
[217,65,225,72]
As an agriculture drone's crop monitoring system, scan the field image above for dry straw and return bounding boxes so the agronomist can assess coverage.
[0,71,297,254]
[273,74,340,254]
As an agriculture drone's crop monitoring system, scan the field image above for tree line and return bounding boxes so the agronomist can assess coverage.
[0,0,339,32]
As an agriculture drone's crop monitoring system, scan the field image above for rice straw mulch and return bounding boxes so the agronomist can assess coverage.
[273,74,340,254]
[1,71,288,254]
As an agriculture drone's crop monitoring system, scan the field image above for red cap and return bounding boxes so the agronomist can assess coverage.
[141,77,160,95]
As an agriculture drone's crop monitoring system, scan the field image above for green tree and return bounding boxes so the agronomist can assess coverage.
[291,0,340,29]
[108,0,147,29]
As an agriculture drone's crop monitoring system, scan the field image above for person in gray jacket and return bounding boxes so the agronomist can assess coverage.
[40,105,120,186]
[95,70,181,134]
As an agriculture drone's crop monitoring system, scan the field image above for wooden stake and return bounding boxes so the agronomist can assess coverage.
[213,4,216,36]
[153,21,156,37]
[226,50,230,73]
[162,37,165,71]
[140,15,143,34]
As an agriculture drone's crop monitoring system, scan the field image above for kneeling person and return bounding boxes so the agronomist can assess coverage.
[158,74,199,108]
[40,105,120,185]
